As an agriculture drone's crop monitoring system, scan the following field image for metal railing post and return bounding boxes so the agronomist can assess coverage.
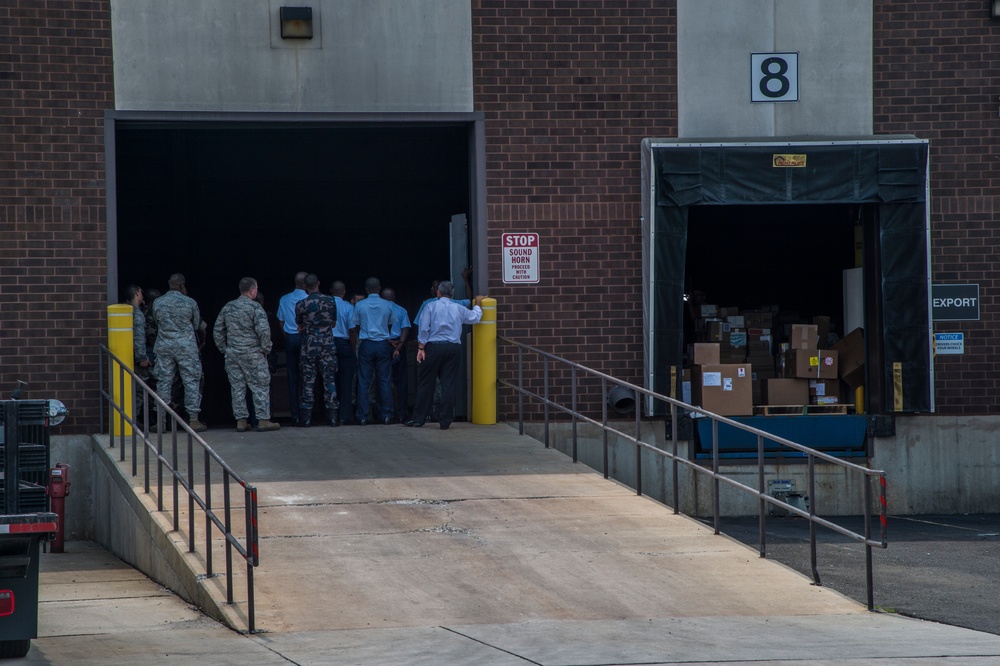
[517,347,524,435]
[634,387,642,496]
[543,357,550,447]
[758,433,766,558]
[671,402,679,514]
[571,366,578,463]
[712,418,720,535]
[808,454,821,585]
[602,378,609,479]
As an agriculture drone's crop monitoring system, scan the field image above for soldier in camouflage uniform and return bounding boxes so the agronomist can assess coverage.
[152,273,208,432]
[294,273,339,426]
[213,277,279,432]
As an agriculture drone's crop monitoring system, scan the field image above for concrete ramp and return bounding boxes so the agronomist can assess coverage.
[88,422,1000,664]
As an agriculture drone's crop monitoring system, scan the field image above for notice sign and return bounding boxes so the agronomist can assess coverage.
[932,284,980,321]
[502,233,540,284]
[934,332,964,355]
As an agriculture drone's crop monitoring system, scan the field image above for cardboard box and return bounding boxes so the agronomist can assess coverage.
[813,316,831,346]
[692,364,753,416]
[728,331,747,348]
[790,324,818,350]
[809,378,840,398]
[708,320,730,342]
[834,327,865,389]
[766,378,809,406]
[727,315,745,328]
[782,349,839,379]
[692,343,720,366]
[700,304,718,318]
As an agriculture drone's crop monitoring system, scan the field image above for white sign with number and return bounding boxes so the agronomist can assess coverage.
[502,233,540,284]
[751,52,799,102]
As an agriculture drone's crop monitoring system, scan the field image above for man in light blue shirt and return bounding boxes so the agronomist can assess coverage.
[405,281,483,430]
[349,277,398,425]
[276,272,308,425]
[331,281,356,425]
[381,287,412,423]
[413,267,474,329]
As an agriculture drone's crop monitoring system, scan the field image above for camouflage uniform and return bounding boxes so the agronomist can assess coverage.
[295,292,339,417]
[152,289,203,416]
[214,294,273,421]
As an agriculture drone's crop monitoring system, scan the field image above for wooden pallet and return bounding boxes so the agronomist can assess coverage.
[754,404,850,416]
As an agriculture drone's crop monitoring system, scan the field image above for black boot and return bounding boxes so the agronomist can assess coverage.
[300,413,311,427]
[327,408,340,427]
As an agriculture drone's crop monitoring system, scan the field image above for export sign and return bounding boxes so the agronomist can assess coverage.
[502,233,539,284]
[932,284,980,321]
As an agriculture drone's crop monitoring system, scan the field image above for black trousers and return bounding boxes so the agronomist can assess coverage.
[411,342,462,427]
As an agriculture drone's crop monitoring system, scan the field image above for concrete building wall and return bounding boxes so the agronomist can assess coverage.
[677,0,872,138]
[110,0,473,112]
[524,418,1000,516]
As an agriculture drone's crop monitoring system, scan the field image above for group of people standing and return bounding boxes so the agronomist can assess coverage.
[278,271,485,430]
[128,269,484,433]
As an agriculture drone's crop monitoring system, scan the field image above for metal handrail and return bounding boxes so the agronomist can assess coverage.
[498,336,888,611]
[98,344,259,633]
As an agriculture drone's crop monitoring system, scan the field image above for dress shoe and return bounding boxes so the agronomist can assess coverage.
[301,416,311,428]
[358,419,368,426]
[403,419,423,428]
[440,423,450,430]
[382,416,392,425]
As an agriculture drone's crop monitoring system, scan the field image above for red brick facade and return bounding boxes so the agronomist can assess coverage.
[3,2,998,430]
[473,1,677,414]
[0,1,113,431]
[873,1,1000,413]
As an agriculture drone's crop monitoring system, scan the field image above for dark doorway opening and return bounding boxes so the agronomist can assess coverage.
[113,121,472,424]
[684,203,858,333]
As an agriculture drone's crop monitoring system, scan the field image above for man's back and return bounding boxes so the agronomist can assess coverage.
[152,290,200,348]
[215,296,270,354]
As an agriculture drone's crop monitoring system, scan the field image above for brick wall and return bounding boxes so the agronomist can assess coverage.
[0,1,113,432]
[473,0,677,416]
[874,1,1000,414]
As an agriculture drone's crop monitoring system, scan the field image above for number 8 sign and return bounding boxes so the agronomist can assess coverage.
[751,52,798,103]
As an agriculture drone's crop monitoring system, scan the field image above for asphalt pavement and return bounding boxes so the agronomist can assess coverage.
[713,512,1000,636]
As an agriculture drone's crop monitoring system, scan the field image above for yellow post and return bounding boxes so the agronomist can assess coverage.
[472,297,497,425]
[855,386,864,415]
[107,304,134,436]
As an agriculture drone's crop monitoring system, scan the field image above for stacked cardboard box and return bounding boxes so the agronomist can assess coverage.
[765,378,809,405]
[809,378,840,405]
[692,363,753,416]
[834,327,865,390]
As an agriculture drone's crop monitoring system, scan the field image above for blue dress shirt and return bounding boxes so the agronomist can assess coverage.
[277,288,307,335]
[351,294,398,342]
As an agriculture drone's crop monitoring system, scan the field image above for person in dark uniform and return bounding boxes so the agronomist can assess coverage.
[294,273,339,427]
[349,277,398,425]
[405,282,484,430]
[381,287,412,423]
[330,280,357,425]
[277,272,308,425]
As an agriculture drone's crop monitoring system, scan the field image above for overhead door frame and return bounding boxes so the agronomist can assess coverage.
[641,136,933,417]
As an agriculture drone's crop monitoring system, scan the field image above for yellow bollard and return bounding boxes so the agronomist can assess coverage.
[855,385,864,415]
[107,304,134,436]
[472,297,497,425]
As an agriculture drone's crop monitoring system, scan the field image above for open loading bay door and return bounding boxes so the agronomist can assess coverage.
[641,137,933,421]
